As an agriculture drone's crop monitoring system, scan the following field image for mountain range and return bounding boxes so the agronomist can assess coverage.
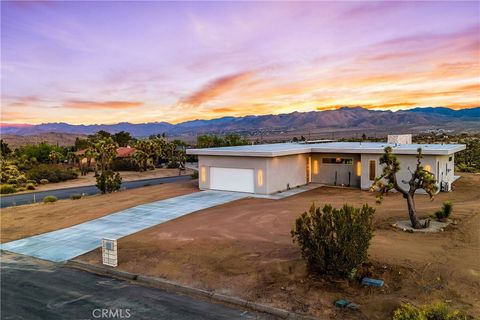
[1,107,479,138]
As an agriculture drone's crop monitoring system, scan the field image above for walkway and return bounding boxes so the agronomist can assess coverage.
[1,191,247,262]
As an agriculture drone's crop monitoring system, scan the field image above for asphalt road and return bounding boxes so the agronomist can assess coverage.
[0,253,267,320]
[0,175,191,209]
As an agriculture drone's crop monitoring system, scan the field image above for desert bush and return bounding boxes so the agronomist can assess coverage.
[191,170,199,179]
[96,170,122,194]
[17,187,26,192]
[392,302,466,320]
[17,175,27,184]
[434,201,453,220]
[392,304,422,320]
[40,179,49,184]
[26,183,36,190]
[43,195,58,203]
[0,184,17,194]
[70,194,82,200]
[291,203,375,276]
[7,178,17,185]
[111,158,139,171]
[26,179,36,184]
[26,164,78,183]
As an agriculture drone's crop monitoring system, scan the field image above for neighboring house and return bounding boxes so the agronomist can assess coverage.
[186,137,465,195]
[75,146,137,168]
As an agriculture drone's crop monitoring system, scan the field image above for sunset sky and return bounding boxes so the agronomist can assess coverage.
[1,1,479,125]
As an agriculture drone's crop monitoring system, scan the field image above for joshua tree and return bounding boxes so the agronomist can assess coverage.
[134,139,162,171]
[371,147,438,229]
[92,137,118,174]
[48,150,62,164]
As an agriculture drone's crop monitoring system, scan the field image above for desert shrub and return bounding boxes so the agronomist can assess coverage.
[40,179,49,184]
[392,302,466,320]
[434,201,453,220]
[0,184,17,194]
[7,178,17,185]
[111,158,139,171]
[393,304,422,320]
[17,187,26,192]
[43,195,58,203]
[96,170,122,194]
[70,193,82,200]
[291,203,375,276]
[26,164,78,183]
[26,179,36,184]
[26,183,36,190]
[191,170,199,179]
[17,175,27,184]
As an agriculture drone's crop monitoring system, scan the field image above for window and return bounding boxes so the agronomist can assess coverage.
[449,156,453,162]
[322,157,353,164]
[369,160,376,181]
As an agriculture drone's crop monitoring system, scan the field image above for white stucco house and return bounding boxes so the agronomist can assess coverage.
[186,138,466,195]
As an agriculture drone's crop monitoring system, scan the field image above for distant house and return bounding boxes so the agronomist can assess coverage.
[187,136,465,195]
[75,146,137,169]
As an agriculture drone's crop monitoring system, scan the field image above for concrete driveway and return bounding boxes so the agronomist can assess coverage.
[1,191,247,262]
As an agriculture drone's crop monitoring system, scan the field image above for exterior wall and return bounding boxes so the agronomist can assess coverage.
[360,153,446,193]
[198,155,268,194]
[265,154,308,194]
[311,153,361,187]
[435,154,455,188]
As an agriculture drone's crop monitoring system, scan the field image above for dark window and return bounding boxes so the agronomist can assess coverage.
[369,160,376,181]
[449,156,453,162]
[322,157,353,164]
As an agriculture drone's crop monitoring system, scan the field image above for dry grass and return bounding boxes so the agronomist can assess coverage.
[0,180,198,243]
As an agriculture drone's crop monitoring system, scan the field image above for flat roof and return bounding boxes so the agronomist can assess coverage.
[186,142,466,157]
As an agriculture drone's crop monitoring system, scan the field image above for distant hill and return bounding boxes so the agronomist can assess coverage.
[1,107,479,139]
[1,132,88,148]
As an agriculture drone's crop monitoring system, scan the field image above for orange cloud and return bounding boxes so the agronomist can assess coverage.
[211,107,236,113]
[64,100,143,109]
[181,71,255,106]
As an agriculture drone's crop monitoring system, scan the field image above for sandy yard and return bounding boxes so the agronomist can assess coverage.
[75,173,480,320]
[0,180,198,243]
[14,168,193,193]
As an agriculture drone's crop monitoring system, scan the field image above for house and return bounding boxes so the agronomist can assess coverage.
[74,146,137,171]
[186,138,466,195]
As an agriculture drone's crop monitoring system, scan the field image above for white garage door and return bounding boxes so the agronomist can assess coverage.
[210,167,255,193]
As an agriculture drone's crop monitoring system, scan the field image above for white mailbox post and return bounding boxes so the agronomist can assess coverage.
[102,238,118,267]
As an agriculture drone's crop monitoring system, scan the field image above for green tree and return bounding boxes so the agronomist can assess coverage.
[74,137,90,150]
[371,147,438,229]
[0,140,12,156]
[113,131,134,147]
[17,142,63,163]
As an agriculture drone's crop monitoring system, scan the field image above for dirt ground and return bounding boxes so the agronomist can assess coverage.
[0,180,198,243]
[14,168,193,194]
[77,173,480,319]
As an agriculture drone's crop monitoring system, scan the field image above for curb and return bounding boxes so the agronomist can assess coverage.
[66,260,319,320]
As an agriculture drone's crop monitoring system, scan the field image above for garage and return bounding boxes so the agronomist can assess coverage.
[210,167,255,193]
